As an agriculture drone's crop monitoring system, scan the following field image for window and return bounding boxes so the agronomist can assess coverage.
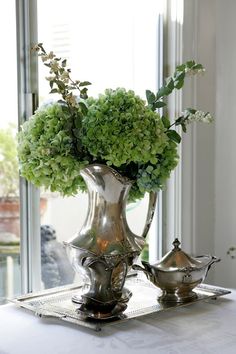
[1,0,185,301]
[37,0,164,290]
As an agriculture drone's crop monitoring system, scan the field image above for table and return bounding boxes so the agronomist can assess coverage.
[0,289,235,354]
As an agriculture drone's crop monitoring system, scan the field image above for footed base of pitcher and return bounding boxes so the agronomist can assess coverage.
[73,287,132,319]
[72,286,132,305]
[76,301,127,320]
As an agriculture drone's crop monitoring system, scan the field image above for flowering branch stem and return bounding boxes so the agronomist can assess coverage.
[145,61,213,143]
[31,43,92,157]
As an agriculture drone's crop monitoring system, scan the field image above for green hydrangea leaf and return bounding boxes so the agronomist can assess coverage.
[166,130,181,143]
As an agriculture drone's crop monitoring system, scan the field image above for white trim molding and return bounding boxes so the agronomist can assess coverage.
[181,0,216,264]
[162,0,184,254]
[181,0,198,254]
[162,0,216,265]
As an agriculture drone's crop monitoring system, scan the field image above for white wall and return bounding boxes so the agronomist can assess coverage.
[182,0,236,288]
[182,0,216,262]
[214,0,236,288]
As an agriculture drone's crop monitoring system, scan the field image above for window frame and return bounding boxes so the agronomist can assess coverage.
[15,0,186,294]
[16,0,41,293]
[161,0,184,254]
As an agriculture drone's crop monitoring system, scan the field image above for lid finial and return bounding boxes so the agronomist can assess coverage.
[172,238,181,250]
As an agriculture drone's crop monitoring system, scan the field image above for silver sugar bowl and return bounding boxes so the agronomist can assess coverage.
[133,238,220,303]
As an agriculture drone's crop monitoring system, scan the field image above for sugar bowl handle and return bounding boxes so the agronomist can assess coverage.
[206,256,221,274]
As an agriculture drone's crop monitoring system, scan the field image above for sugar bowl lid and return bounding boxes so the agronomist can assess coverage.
[155,238,209,271]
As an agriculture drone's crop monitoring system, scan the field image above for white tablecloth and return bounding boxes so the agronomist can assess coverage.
[0,289,236,354]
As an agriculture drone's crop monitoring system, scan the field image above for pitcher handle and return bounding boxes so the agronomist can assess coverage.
[140,191,158,239]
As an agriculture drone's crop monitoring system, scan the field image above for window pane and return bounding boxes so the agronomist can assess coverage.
[37,0,162,289]
[0,1,20,304]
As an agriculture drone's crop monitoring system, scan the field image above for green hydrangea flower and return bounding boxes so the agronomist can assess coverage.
[18,92,179,201]
[79,88,179,201]
[136,141,179,194]
[82,88,168,167]
[18,49,209,203]
[18,104,88,196]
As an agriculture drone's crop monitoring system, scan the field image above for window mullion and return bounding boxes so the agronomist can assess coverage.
[16,0,41,294]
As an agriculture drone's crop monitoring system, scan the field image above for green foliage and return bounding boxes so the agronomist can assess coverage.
[18,97,178,201]
[0,125,19,198]
[18,44,212,202]
[80,88,180,201]
[146,60,205,113]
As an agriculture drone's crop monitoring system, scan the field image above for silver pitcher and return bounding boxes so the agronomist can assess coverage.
[64,164,157,316]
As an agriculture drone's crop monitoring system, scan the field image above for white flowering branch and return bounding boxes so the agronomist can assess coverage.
[31,43,92,156]
[31,43,91,115]
[171,109,213,131]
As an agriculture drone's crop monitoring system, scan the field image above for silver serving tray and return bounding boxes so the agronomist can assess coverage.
[10,275,231,331]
